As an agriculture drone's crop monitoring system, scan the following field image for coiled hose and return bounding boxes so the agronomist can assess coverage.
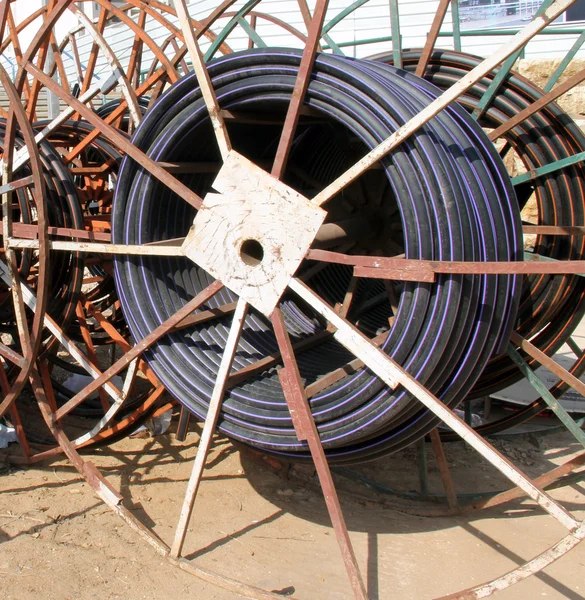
[371,49,585,434]
[113,48,522,462]
[0,120,84,357]
[36,118,128,348]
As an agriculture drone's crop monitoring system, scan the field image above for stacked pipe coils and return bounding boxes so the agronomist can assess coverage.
[0,120,84,356]
[372,49,585,433]
[113,49,522,462]
[35,118,127,347]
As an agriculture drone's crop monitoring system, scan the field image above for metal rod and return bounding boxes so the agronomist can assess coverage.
[490,66,585,141]
[545,30,585,91]
[472,0,555,119]
[429,428,459,511]
[289,277,581,532]
[416,0,451,77]
[512,150,585,185]
[436,522,585,599]
[8,238,185,256]
[173,0,231,159]
[54,281,224,421]
[271,0,330,179]
[170,298,248,558]
[388,0,402,69]
[271,306,367,600]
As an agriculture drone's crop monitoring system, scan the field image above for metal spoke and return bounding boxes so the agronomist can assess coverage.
[506,341,585,449]
[171,297,248,558]
[8,238,185,256]
[415,0,451,77]
[311,0,576,208]
[489,67,585,141]
[288,277,581,532]
[307,248,585,281]
[54,280,224,420]
[174,0,231,159]
[271,306,367,600]
[305,330,389,399]
[271,0,330,179]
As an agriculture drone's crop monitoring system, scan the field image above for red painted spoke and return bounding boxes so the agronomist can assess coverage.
[271,0,330,179]
[271,306,367,599]
[54,280,224,421]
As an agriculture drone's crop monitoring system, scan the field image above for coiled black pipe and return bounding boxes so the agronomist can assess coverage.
[36,118,127,347]
[0,121,84,356]
[113,49,522,462]
[371,49,585,434]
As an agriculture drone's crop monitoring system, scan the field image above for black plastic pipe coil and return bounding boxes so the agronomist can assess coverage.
[372,49,585,434]
[0,120,83,356]
[36,118,128,349]
[113,49,522,462]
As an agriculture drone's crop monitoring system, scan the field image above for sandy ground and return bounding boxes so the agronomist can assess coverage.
[1,424,584,600]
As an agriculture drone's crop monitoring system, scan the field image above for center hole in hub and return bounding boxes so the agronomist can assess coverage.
[240,239,264,266]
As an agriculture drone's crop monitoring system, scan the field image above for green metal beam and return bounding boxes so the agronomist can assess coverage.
[507,344,585,450]
[237,17,267,48]
[567,337,584,358]
[512,151,585,185]
[389,0,402,68]
[472,0,555,120]
[204,0,263,61]
[323,35,394,50]
[322,0,369,36]
[323,32,345,55]
[450,0,462,52]
[544,30,585,91]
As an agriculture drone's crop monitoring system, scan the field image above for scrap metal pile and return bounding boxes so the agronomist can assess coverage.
[1,1,585,597]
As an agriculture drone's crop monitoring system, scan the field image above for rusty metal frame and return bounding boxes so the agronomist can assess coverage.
[2,1,585,599]
[0,58,49,420]
[311,0,577,208]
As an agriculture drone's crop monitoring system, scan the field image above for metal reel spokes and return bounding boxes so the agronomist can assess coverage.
[3,0,585,598]
[109,0,585,596]
[370,47,585,439]
[0,0,191,456]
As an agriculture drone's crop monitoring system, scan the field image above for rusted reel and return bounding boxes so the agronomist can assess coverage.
[369,48,585,441]
[1,1,585,599]
[0,64,50,457]
[0,1,190,459]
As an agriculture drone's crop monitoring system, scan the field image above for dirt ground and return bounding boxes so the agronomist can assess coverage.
[1,423,584,600]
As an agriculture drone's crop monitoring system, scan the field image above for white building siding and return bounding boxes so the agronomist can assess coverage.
[6,0,585,97]
[181,0,585,60]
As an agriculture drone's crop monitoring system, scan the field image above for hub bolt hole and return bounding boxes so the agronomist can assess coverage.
[240,239,264,267]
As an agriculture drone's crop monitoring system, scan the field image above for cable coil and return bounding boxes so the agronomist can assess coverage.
[113,49,522,462]
[372,48,585,434]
